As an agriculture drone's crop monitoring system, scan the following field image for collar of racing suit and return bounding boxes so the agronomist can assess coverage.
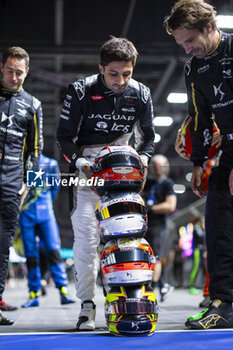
[0,82,22,98]
[98,73,131,117]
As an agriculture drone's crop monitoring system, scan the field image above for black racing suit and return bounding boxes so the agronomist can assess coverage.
[57,73,155,169]
[185,31,233,303]
[0,83,43,300]
[57,73,155,302]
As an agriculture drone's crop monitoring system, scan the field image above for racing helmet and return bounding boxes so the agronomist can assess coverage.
[95,192,147,242]
[92,145,144,196]
[180,115,219,159]
[105,285,158,336]
[101,237,156,286]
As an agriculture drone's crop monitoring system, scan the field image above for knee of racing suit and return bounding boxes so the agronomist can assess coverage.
[0,217,15,255]
[26,256,39,270]
[47,249,62,266]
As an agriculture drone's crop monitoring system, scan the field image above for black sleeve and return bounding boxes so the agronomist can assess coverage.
[56,84,84,167]
[135,84,155,160]
[164,178,176,196]
[25,97,43,171]
[185,63,213,167]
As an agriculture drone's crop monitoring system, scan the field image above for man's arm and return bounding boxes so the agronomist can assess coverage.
[150,194,177,215]
[56,84,85,169]
[175,123,221,198]
[185,65,213,168]
[184,64,216,199]
[19,98,43,200]
[229,169,233,195]
[136,84,155,164]
[191,166,206,198]
[175,129,190,160]
[26,98,43,171]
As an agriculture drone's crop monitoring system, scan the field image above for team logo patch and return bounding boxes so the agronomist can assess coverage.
[1,112,14,127]
[199,314,224,329]
[73,80,85,100]
[90,95,104,100]
[126,98,134,104]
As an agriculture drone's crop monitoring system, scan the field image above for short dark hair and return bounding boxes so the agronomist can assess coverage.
[2,46,30,68]
[164,0,217,35]
[100,36,138,67]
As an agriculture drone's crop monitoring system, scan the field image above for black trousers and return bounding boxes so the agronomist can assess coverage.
[205,167,217,280]
[145,221,166,258]
[0,185,20,300]
[209,166,233,303]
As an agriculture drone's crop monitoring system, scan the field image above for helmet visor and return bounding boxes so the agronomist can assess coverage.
[101,248,154,267]
[106,299,158,315]
[94,153,142,172]
[96,201,146,221]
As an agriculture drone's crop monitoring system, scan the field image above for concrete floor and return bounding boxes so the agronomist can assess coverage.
[0,278,206,334]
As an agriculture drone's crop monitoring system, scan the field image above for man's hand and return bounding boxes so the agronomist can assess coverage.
[140,158,148,192]
[191,166,206,198]
[211,130,221,148]
[82,164,93,179]
[82,163,99,195]
[18,183,30,209]
[175,130,190,160]
[18,182,26,196]
[229,169,233,195]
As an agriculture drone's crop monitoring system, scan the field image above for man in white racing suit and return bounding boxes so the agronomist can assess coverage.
[57,36,155,330]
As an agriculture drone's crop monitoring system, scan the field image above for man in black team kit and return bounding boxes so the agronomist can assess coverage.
[57,36,155,331]
[164,0,233,329]
[0,46,43,325]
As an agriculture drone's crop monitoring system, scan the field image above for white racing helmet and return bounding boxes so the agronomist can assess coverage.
[95,192,147,242]
[92,145,144,196]
[101,237,156,286]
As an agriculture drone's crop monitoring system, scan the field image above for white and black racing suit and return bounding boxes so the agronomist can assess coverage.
[185,31,233,303]
[57,73,155,302]
[0,83,43,300]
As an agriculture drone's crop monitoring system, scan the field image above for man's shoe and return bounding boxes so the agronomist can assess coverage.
[189,287,202,295]
[41,286,47,296]
[0,311,14,325]
[185,299,233,329]
[199,295,211,308]
[186,308,209,326]
[0,300,17,311]
[60,286,75,305]
[21,291,40,308]
[160,283,174,302]
[76,300,96,331]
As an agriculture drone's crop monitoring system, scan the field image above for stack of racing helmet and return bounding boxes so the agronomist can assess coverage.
[93,145,158,336]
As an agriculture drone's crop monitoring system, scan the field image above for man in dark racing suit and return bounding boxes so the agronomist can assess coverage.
[0,47,43,325]
[165,0,233,329]
[57,36,155,331]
